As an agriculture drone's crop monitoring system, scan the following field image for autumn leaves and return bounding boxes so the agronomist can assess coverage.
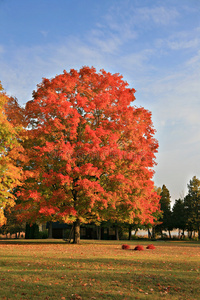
[0,83,24,226]
[122,244,156,250]
[1,67,160,242]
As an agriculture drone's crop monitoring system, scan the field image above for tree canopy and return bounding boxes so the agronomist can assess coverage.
[155,184,172,237]
[184,176,200,238]
[0,83,24,226]
[15,67,160,243]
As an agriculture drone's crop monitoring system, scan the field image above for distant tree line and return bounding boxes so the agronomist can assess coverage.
[1,175,200,241]
[148,176,200,240]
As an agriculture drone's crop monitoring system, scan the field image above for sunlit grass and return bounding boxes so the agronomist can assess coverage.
[0,239,199,299]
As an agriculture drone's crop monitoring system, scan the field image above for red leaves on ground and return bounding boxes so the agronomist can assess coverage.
[122,244,155,251]
[122,244,130,250]
[134,245,144,251]
[146,244,156,250]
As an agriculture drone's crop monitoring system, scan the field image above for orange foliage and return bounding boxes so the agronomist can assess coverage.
[0,82,25,226]
[146,244,156,250]
[17,67,160,226]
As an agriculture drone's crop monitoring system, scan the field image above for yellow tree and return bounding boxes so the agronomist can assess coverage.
[0,82,24,226]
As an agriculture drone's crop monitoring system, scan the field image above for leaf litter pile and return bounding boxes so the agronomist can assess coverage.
[0,240,199,299]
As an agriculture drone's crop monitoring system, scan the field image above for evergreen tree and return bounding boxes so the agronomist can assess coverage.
[172,199,186,237]
[184,176,200,239]
[156,185,172,238]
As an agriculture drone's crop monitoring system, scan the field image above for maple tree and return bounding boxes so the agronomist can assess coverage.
[0,82,24,226]
[17,67,160,243]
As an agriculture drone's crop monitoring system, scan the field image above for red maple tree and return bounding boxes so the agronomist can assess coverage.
[17,67,160,243]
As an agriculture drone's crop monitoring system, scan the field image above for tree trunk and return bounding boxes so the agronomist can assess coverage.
[148,229,152,239]
[188,230,192,239]
[152,227,155,239]
[97,226,101,240]
[101,227,104,240]
[128,226,132,240]
[107,228,109,240]
[168,230,171,239]
[115,226,119,240]
[48,221,53,238]
[73,219,80,244]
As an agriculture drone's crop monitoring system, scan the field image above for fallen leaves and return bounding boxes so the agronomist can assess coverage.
[134,245,144,251]
[0,241,199,300]
[146,244,156,250]
[122,244,130,250]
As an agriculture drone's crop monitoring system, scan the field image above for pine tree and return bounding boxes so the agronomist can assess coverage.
[156,185,172,238]
[172,199,186,237]
[184,176,200,239]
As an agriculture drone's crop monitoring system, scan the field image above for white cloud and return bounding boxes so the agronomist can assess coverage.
[186,49,200,66]
[88,32,122,54]
[155,27,200,51]
[137,6,179,25]
[0,37,112,104]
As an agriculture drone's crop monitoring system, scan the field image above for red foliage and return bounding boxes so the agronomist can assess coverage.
[17,66,160,228]
[122,244,130,250]
[146,244,156,250]
[134,245,144,251]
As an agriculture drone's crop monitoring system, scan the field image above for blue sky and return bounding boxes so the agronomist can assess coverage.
[1,0,200,204]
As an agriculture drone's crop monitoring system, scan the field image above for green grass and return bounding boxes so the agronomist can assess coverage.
[0,239,199,299]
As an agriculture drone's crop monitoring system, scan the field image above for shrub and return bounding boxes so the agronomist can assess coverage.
[25,223,40,239]
[134,245,144,251]
[131,235,139,240]
[122,244,130,250]
[40,230,48,239]
[183,237,190,241]
[146,244,155,250]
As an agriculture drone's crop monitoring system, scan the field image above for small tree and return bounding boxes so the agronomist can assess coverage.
[156,185,172,238]
[0,205,25,238]
[172,199,186,237]
[184,176,200,239]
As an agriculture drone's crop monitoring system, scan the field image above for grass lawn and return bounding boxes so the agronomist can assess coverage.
[0,239,199,299]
